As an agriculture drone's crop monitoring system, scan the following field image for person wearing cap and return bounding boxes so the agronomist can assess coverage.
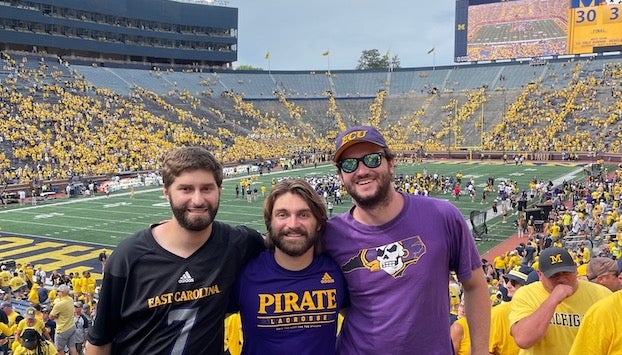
[49,285,78,355]
[489,267,531,355]
[586,256,621,292]
[509,247,612,354]
[14,307,50,345]
[9,271,28,299]
[323,126,490,354]
[568,285,622,354]
[12,327,57,355]
[73,301,89,355]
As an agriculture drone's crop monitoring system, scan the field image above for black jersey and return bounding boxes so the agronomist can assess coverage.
[88,221,264,355]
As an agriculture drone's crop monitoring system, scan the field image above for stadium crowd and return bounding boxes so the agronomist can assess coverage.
[1,51,622,353]
[0,263,96,354]
[2,53,622,188]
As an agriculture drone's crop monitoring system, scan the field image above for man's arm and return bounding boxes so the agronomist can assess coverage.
[510,284,574,349]
[85,342,111,355]
[449,320,464,355]
[462,267,491,355]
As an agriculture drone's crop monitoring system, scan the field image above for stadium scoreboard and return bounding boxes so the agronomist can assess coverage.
[568,0,622,54]
[455,0,622,62]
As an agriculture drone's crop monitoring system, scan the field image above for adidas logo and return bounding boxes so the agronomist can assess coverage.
[178,271,195,284]
[320,272,335,284]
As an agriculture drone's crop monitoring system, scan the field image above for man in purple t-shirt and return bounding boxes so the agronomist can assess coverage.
[324,126,490,355]
[232,179,348,355]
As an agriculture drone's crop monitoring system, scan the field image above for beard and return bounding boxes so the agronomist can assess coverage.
[345,168,394,209]
[270,227,317,257]
[169,197,219,232]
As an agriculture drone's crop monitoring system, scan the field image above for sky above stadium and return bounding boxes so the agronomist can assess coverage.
[227,0,456,71]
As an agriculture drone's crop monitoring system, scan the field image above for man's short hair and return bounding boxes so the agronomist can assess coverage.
[160,146,223,188]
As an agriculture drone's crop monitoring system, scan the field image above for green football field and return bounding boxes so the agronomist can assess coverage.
[0,160,590,256]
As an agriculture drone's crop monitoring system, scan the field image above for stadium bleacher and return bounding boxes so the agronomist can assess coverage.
[2,50,622,186]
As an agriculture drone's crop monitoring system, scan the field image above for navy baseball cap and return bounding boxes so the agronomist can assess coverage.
[539,247,576,278]
[333,126,388,162]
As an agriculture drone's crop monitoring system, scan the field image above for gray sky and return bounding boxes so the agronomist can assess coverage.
[227,0,457,71]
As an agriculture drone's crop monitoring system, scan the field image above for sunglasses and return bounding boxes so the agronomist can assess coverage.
[338,152,383,173]
[507,279,524,287]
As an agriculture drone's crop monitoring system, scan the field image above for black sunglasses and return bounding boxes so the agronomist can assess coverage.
[338,152,383,173]
[507,279,523,287]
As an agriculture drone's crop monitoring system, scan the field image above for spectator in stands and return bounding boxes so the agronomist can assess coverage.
[489,267,531,355]
[9,272,28,299]
[41,306,56,342]
[568,288,622,355]
[73,301,89,355]
[323,126,490,354]
[450,302,470,355]
[586,257,621,292]
[509,247,611,354]
[0,265,11,294]
[49,270,63,287]
[49,285,78,355]
[13,327,57,355]
[87,146,264,354]
[1,301,21,328]
[15,307,51,344]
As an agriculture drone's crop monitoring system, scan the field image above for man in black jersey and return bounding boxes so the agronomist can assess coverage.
[87,146,265,355]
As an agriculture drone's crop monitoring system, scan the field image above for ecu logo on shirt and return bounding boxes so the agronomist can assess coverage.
[341,236,427,278]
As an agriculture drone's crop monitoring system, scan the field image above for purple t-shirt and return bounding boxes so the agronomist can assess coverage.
[323,193,481,355]
[233,250,348,355]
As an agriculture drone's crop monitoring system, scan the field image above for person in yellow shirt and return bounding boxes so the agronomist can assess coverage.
[0,314,16,354]
[509,247,611,355]
[49,285,78,355]
[10,272,28,299]
[493,254,507,276]
[0,265,11,294]
[70,273,81,301]
[549,222,561,241]
[13,307,51,352]
[27,284,40,305]
[80,271,96,304]
[24,265,35,286]
[450,302,470,355]
[12,328,57,355]
[489,267,531,355]
[568,290,622,355]
[507,251,522,271]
